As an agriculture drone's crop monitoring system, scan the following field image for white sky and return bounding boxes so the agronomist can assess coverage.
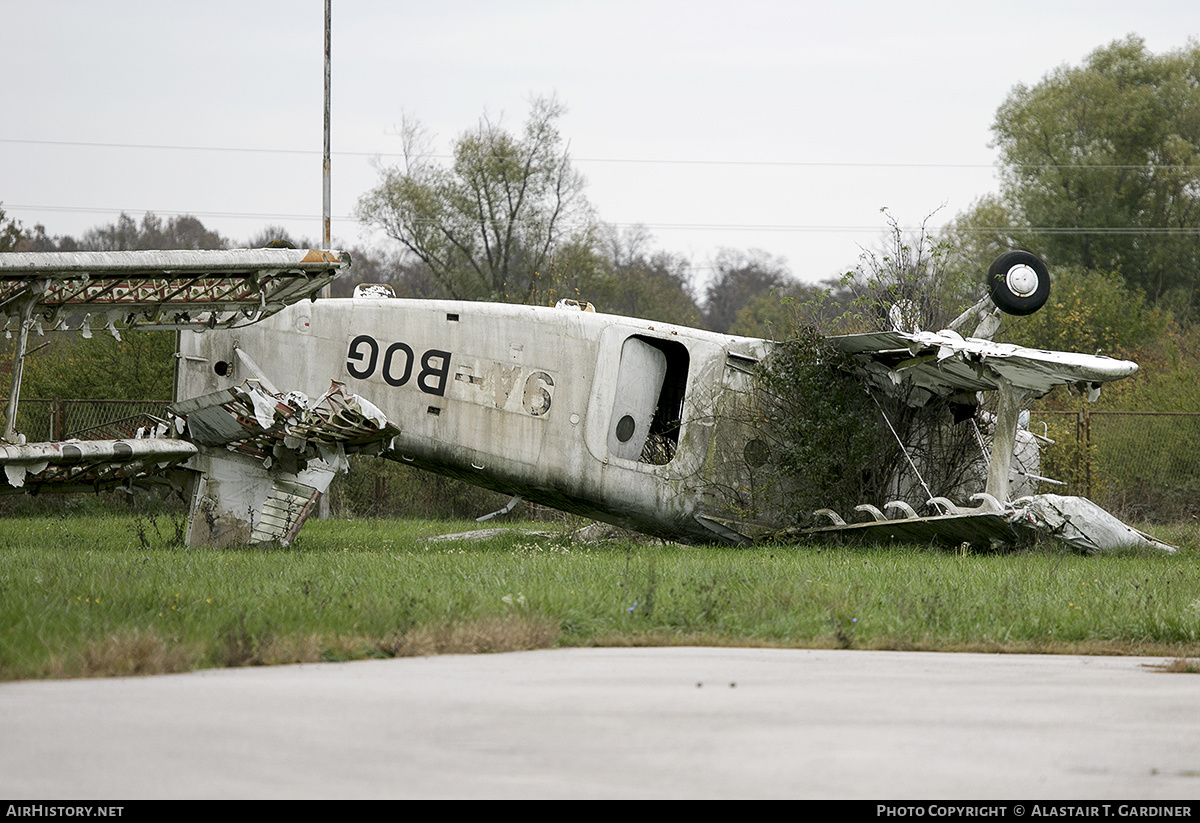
[4,0,1197,288]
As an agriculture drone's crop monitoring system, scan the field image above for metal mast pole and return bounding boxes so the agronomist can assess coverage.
[322,0,332,251]
[319,1,334,520]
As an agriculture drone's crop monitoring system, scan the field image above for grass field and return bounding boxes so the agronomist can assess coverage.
[1,512,1198,680]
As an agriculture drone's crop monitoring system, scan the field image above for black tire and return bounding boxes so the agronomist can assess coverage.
[987,251,1050,316]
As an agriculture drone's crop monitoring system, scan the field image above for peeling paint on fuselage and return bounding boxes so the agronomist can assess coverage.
[177,297,773,542]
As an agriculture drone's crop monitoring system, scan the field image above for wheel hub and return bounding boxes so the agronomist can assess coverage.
[1006,264,1040,297]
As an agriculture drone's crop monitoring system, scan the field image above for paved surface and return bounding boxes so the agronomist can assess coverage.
[2,647,1199,799]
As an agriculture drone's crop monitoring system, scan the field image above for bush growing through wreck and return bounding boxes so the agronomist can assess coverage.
[744,213,987,526]
[751,325,897,519]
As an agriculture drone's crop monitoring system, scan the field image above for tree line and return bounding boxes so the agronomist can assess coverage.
[3,35,1200,410]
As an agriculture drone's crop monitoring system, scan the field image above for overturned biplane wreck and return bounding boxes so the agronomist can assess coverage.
[0,248,1173,553]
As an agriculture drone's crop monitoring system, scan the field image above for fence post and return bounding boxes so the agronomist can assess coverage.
[1080,406,1092,499]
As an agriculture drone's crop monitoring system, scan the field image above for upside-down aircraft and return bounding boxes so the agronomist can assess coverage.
[0,248,1172,553]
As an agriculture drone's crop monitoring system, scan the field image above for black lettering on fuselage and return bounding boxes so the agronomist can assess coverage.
[382,342,414,387]
[346,335,452,398]
[418,350,451,397]
[523,371,554,416]
[345,334,552,415]
[346,334,378,380]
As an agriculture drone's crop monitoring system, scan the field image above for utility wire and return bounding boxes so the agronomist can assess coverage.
[5,137,1200,171]
[9,203,1200,238]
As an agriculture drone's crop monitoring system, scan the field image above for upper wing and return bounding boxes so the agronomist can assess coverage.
[0,248,349,332]
[828,328,1137,401]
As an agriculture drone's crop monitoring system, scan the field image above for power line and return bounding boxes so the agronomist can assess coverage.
[10,204,1200,238]
[5,137,1200,171]
[6,203,356,224]
[0,137,323,157]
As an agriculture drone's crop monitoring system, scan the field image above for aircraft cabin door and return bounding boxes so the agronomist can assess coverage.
[608,336,668,461]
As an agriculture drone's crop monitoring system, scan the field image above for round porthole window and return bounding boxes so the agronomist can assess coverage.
[615,414,636,443]
[744,439,770,467]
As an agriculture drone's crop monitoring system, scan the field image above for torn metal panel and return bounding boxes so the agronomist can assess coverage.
[183,448,331,547]
[1008,494,1176,553]
[172,380,399,546]
[172,380,397,458]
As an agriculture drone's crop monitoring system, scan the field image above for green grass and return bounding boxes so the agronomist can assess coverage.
[2,513,1199,680]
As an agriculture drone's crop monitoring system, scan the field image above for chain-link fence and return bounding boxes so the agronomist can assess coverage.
[1029,410,1200,523]
[0,399,180,516]
[7,400,1200,524]
[16,398,173,441]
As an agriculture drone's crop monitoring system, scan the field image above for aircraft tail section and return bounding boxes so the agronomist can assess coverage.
[182,448,333,546]
[171,379,399,546]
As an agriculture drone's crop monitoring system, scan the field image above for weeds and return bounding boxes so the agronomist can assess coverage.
[1145,658,1200,673]
[0,514,1196,681]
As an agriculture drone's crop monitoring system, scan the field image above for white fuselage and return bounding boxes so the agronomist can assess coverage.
[177,297,773,542]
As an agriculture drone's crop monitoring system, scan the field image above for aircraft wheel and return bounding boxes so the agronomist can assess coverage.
[987,251,1050,316]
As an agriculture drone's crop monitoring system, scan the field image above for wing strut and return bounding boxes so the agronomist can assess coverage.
[3,281,46,443]
[983,379,1027,505]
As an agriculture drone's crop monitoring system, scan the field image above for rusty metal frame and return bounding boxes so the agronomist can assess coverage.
[0,249,349,331]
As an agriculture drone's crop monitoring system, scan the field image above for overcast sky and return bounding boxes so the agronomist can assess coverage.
[4,1,1196,288]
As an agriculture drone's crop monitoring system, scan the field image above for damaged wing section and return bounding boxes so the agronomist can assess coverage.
[1008,495,1176,554]
[830,328,1137,402]
[816,328,1173,553]
[0,437,197,493]
[172,380,398,546]
[802,495,1174,554]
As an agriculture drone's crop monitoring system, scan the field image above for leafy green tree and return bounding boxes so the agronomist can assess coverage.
[574,249,701,327]
[558,225,700,325]
[18,333,175,402]
[0,204,22,252]
[356,96,595,303]
[727,280,825,339]
[750,324,900,518]
[991,36,1200,308]
[703,249,792,333]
